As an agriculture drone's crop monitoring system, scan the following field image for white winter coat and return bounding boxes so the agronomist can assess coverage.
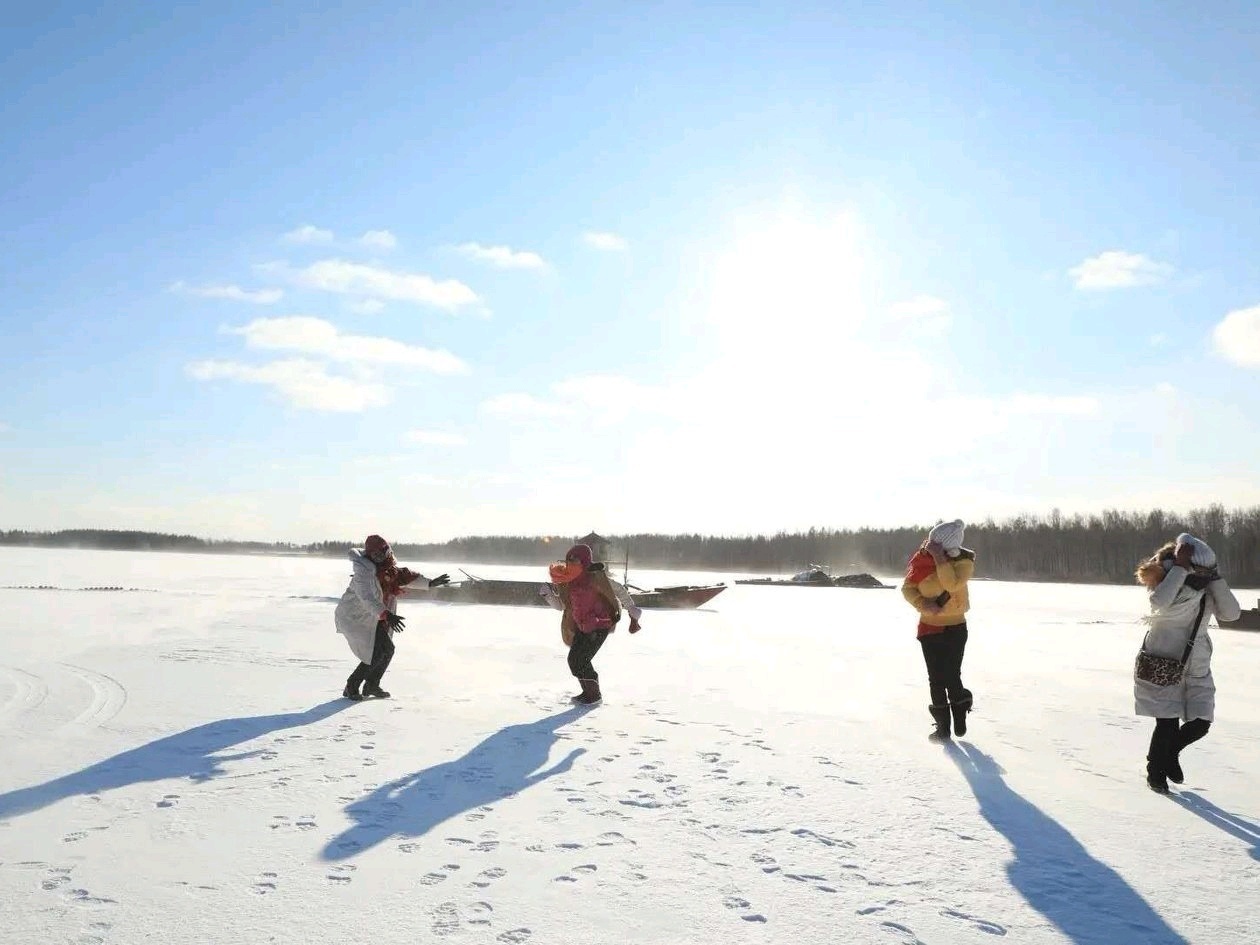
[1134,565,1240,722]
[335,549,423,664]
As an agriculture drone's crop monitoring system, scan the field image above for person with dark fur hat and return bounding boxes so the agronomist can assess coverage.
[548,543,640,705]
[335,535,450,700]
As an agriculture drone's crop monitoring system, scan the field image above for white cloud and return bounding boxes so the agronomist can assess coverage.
[283,225,335,244]
[1212,304,1260,367]
[187,359,389,412]
[481,393,574,418]
[0,422,10,434]
[1149,333,1168,347]
[405,430,467,446]
[583,231,628,252]
[170,281,283,305]
[951,392,1099,440]
[457,242,548,270]
[1003,393,1099,416]
[889,295,952,333]
[288,259,479,310]
[1069,251,1171,290]
[227,316,469,374]
[359,230,398,251]
[349,298,386,315]
[1156,382,1178,395]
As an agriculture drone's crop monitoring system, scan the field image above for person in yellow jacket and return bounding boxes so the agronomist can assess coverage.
[901,519,976,741]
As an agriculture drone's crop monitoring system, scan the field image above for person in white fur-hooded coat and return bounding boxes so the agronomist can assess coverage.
[335,535,450,701]
[1134,532,1240,793]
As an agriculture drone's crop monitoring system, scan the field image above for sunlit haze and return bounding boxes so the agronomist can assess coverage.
[4,4,1260,541]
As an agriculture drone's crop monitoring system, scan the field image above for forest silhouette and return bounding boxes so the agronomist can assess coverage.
[4,503,1258,586]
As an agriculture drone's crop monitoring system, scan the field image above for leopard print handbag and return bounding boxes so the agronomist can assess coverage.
[1134,596,1207,687]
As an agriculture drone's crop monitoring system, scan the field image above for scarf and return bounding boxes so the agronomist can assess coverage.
[905,549,936,586]
[376,555,418,599]
[549,560,585,585]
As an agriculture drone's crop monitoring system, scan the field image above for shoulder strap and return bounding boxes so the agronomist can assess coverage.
[1179,595,1209,666]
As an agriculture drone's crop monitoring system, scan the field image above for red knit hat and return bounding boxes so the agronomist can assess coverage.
[365,535,390,555]
[565,544,592,568]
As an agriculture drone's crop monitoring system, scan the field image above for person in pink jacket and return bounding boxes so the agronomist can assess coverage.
[549,543,641,705]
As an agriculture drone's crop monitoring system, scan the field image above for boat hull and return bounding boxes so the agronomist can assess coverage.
[1219,610,1260,631]
[735,572,888,589]
[412,579,726,610]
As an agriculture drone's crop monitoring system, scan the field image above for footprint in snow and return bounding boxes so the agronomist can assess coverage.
[41,867,72,890]
[722,894,767,923]
[751,852,780,874]
[596,831,636,846]
[784,871,839,893]
[418,863,463,884]
[941,908,1008,936]
[253,872,279,894]
[880,920,928,944]
[555,864,598,883]
[431,901,460,937]
[327,865,356,884]
[471,866,507,888]
[792,827,854,849]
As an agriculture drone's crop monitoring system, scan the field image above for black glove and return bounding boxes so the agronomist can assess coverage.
[428,573,451,588]
[384,612,406,632]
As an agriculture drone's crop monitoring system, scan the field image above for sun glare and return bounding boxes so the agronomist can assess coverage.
[702,207,871,352]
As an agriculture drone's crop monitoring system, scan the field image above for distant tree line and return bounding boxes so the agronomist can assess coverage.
[4,504,1259,585]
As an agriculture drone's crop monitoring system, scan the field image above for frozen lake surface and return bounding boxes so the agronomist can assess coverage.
[2,547,1258,944]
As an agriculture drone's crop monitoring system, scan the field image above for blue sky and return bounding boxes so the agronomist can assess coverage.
[3,1,1260,542]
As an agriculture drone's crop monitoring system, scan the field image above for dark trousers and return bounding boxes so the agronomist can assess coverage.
[919,623,968,706]
[1148,717,1211,766]
[568,628,610,680]
[347,620,396,690]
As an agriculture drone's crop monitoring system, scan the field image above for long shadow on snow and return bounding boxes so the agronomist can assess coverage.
[322,707,587,861]
[0,700,350,821]
[946,741,1188,945]
[1173,791,1260,861]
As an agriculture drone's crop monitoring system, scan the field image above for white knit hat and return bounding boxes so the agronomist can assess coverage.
[1175,533,1216,568]
[928,519,966,552]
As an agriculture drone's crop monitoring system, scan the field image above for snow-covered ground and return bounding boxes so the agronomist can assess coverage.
[2,548,1257,945]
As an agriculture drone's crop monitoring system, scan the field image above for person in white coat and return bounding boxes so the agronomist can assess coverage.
[335,535,450,701]
[1134,532,1240,793]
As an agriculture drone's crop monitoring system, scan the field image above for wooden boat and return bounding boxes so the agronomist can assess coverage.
[735,565,889,589]
[412,573,726,610]
[623,583,727,608]
[1217,599,1260,631]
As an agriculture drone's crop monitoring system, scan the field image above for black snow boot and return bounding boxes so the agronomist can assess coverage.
[1146,721,1176,793]
[575,678,602,706]
[950,690,973,737]
[928,704,952,742]
[1167,718,1210,784]
[362,685,391,699]
[343,680,364,702]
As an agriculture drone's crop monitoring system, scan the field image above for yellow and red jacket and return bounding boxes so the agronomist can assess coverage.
[901,550,975,638]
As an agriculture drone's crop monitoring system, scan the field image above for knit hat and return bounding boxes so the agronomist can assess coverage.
[565,544,593,568]
[365,534,390,555]
[1175,533,1216,569]
[928,519,966,552]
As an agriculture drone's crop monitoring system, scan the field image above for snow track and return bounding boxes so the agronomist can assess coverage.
[59,664,129,731]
